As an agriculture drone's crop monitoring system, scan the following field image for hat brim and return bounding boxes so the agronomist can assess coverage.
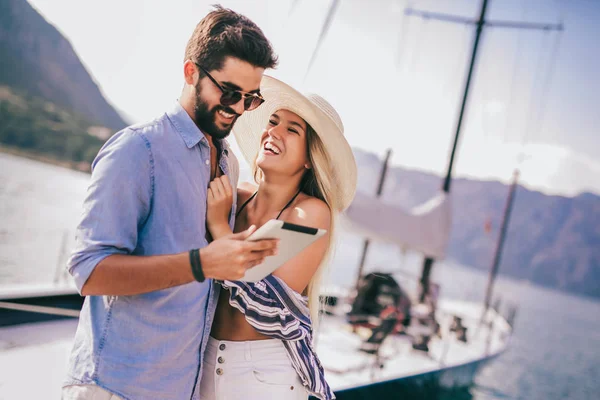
[232,75,357,211]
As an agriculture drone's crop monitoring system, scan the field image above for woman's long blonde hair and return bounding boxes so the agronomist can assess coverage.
[253,123,339,327]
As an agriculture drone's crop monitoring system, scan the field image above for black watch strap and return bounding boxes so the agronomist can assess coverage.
[189,249,205,282]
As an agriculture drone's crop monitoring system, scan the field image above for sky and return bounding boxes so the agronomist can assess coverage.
[26,0,600,197]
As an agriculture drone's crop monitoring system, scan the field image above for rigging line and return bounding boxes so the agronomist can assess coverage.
[397,5,425,95]
[518,2,566,169]
[527,0,569,140]
[442,23,470,97]
[522,29,551,148]
[524,0,567,148]
[395,0,413,70]
[504,1,528,145]
[303,0,340,84]
[529,29,564,148]
[408,16,428,77]
[287,0,300,20]
[480,25,498,143]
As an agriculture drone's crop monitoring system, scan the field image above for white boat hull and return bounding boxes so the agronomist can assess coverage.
[317,298,511,398]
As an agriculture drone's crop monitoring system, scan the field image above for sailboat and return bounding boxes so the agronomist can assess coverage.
[0,0,562,398]
[312,149,514,398]
[301,0,559,397]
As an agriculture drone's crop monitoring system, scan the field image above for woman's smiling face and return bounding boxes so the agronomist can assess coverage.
[256,109,310,176]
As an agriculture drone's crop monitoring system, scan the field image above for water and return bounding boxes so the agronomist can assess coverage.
[0,152,89,284]
[1,153,599,399]
[328,236,600,400]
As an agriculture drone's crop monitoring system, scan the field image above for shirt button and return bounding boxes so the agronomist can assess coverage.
[205,159,210,165]
[218,356,224,364]
[216,368,223,375]
[219,344,226,351]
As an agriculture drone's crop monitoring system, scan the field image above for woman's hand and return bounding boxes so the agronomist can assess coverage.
[207,175,234,239]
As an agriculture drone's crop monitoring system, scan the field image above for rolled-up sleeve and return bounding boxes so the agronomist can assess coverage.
[67,129,153,293]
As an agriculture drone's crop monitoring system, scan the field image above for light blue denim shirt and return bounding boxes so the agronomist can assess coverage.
[65,102,239,400]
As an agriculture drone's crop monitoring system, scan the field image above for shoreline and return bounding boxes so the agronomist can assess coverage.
[0,145,91,174]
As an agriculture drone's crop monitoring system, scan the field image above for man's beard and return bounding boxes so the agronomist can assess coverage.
[193,83,239,140]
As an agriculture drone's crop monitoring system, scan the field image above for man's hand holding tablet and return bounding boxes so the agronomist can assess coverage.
[241,219,327,282]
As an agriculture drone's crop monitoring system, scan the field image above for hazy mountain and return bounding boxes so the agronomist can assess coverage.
[353,148,600,299]
[0,0,126,130]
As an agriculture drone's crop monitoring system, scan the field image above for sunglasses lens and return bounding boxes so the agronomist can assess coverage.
[220,89,264,111]
[220,91,242,106]
[245,96,264,111]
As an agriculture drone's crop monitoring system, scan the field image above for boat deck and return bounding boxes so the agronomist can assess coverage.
[317,299,511,392]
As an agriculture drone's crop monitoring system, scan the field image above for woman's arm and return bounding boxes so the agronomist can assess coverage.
[206,175,234,239]
[206,178,257,240]
[207,180,330,293]
[272,197,331,294]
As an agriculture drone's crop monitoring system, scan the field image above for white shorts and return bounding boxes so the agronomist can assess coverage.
[62,384,122,400]
[199,336,308,400]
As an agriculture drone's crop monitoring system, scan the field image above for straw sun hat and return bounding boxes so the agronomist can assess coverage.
[232,75,357,211]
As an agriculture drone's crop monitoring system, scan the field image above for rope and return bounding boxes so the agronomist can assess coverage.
[528,29,564,146]
[395,0,413,69]
[504,1,528,145]
[520,1,566,164]
[522,30,552,147]
[0,301,80,318]
[304,0,340,83]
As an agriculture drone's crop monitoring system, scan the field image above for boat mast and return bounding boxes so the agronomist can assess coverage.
[418,0,489,302]
[483,168,519,313]
[298,0,562,301]
[404,0,564,302]
[354,148,393,293]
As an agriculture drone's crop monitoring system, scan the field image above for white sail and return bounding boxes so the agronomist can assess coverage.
[341,191,452,259]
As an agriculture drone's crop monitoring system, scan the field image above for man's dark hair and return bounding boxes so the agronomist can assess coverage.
[184,5,278,72]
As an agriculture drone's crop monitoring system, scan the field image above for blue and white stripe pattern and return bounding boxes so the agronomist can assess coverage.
[220,275,335,400]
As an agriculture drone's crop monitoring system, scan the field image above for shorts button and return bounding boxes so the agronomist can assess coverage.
[216,368,223,375]
[219,344,226,351]
[218,356,224,364]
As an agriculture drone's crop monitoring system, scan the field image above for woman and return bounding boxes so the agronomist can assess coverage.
[199,76,357,400]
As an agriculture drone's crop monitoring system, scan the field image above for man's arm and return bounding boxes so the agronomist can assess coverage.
[81,228,277,296]
[68,130,276,296]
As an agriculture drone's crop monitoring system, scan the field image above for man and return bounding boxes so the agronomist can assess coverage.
[62,6,278,400]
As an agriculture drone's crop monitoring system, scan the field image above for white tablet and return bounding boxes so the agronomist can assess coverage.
[241,219,327,282]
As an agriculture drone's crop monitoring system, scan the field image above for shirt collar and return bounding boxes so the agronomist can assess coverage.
[218,139,230,157]
[167,101,230,156]
[166,101,205,148]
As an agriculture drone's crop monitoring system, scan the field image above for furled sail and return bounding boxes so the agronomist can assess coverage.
[341,191,452,259]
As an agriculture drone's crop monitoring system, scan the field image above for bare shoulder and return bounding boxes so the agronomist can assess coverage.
[288,195,331,230]
[237,181,258,204]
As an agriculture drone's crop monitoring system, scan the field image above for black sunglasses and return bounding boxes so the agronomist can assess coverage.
[195,63,265,111]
